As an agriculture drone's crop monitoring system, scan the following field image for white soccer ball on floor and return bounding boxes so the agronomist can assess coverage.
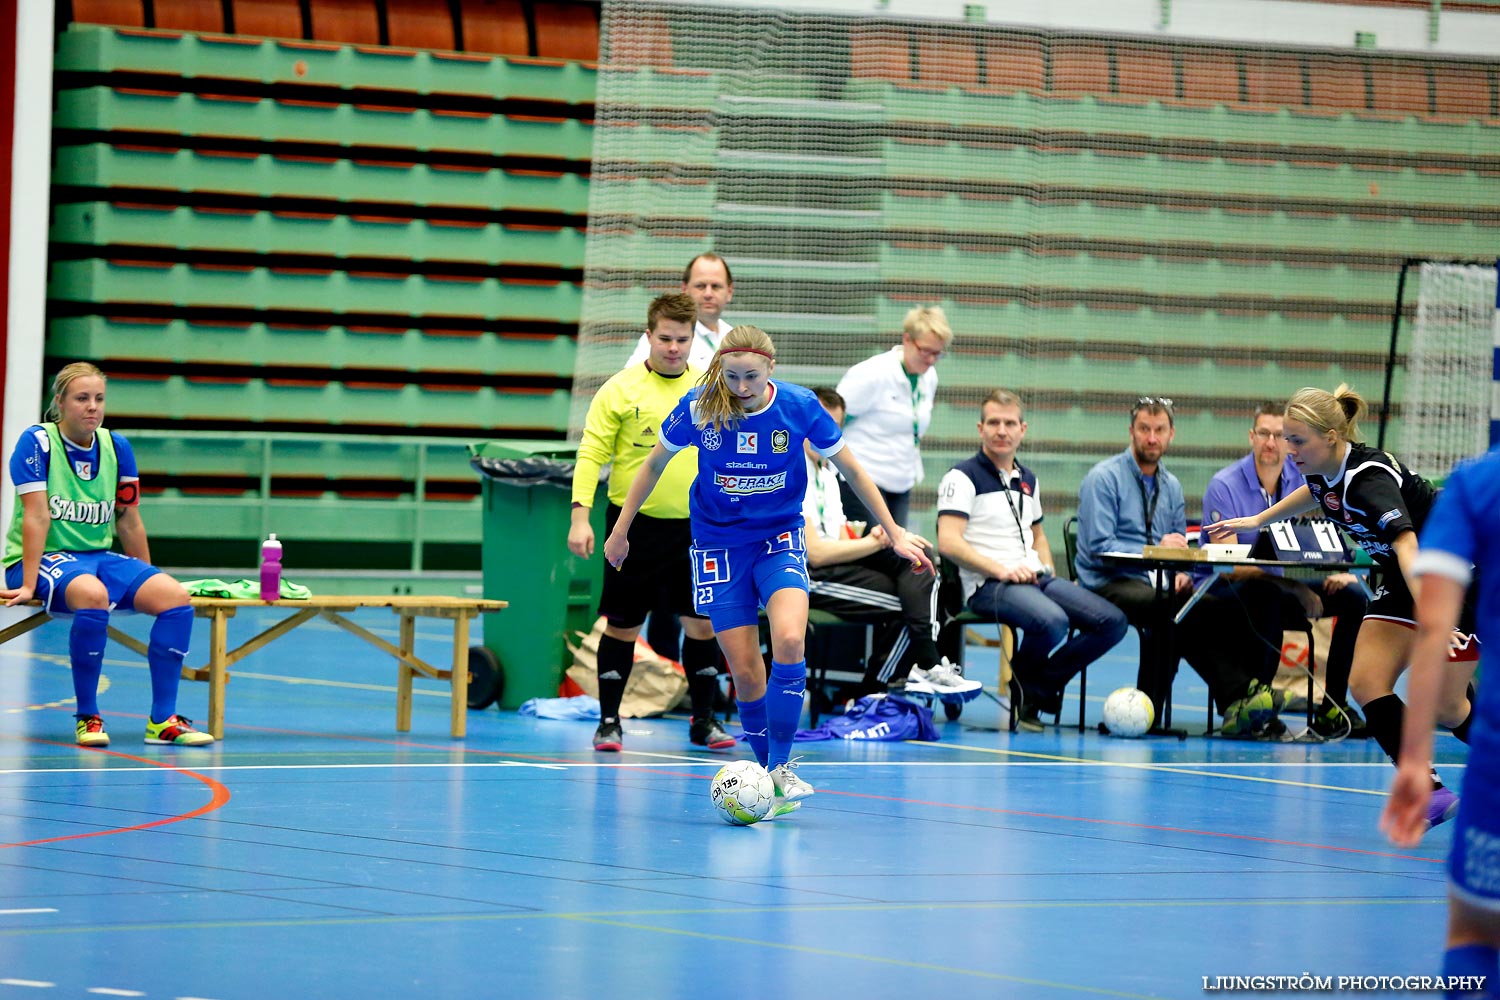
[1102,687,1155,738]
[710,760,775,825]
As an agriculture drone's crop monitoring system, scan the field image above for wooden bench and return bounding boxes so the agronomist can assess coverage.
[0,596,507,740]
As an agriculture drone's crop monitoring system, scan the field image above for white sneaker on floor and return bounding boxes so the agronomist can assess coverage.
[900,671,937,695]
[770,760,815,802]
[912,658,983,702]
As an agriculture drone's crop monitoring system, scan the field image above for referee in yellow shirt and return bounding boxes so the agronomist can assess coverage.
[567,293,735,752]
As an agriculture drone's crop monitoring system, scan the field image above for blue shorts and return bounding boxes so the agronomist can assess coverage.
[5,550,159,615]
[690,528,809,633]
[1450,728,1500,912]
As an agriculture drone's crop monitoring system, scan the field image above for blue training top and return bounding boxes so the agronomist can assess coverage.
[1413,447,1499,727]
[9,424,140,495]
[660,381,844,547]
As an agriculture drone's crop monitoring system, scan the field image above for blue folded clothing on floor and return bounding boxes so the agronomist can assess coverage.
[518,695,601,720]
[793,693,939,742]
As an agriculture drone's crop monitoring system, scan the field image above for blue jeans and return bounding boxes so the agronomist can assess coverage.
[967,575,1128,711]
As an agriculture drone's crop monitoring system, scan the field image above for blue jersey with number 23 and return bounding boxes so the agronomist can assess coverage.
[660,381,844,548]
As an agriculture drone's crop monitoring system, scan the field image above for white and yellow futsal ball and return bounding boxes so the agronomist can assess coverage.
[1102,687,1155,738]
[710,760,775,825]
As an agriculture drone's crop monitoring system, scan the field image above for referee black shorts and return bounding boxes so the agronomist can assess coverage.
[600,504,706,629]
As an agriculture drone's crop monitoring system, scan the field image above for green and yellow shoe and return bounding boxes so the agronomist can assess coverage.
[144,714,215,746]
[1220,682,1284,738]
[763,788,801,820]
[75,714,109,748]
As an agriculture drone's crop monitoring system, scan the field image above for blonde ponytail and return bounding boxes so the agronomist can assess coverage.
[1285,383,1367,443]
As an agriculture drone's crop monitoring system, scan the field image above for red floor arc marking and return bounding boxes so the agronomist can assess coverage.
[2,740,232,849]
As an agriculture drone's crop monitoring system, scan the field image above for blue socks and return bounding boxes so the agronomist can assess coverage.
[736,693,769,767]
[69,608,109,717]
[765,660,807,771]
[147,605,193,723]
[1443,944,1497,998]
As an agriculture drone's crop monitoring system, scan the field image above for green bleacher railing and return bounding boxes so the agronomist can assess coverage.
[123,429,484,573]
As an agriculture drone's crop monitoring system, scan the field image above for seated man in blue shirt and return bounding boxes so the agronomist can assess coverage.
[1075,397,1286,736]
[1202,402,1368,738]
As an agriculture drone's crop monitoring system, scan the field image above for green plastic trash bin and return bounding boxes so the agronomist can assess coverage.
[469,440,605,710]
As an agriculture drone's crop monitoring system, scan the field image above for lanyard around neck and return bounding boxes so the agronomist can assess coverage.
[1135,474,1161,545]
[909,376,922,445]
[1260,473,1284,508]
[1000,468,1027,537]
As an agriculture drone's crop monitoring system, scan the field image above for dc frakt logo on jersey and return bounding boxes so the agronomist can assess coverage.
[714,472,787,495]
[737,431,758,453]
[1323,491,1341,511]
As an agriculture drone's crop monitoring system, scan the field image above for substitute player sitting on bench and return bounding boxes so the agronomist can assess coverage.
[1,363,212,747]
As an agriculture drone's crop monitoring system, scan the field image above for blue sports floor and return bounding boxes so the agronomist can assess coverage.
[0,607,1468,1000]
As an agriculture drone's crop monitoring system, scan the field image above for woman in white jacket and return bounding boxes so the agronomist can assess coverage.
[835,305,952,527]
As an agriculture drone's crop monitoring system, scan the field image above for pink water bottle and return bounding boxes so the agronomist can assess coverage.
[260,533,283,601]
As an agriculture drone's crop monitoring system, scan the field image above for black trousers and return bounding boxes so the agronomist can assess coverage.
[836,479,911,530]
[1094,576,1279,718]
[1209,575,1368,708]
[808,549,939,686]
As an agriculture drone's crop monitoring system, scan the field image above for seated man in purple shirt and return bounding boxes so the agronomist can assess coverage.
[1202,402,1368,738]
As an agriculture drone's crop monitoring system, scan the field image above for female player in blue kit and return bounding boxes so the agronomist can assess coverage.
[604,326,932,816]
[1382,446,1500,998]
[1,363,212,747]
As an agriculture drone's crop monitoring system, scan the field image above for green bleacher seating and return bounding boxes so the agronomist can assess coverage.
[49,259,582,322]
[53,144,590,216]
[843,80,1500,156]
[881,139,1495,210]
[129,429,474,485]
[140,485,479,546]
[54,87,594,161]
[52,202,585,268]
[601,65,719,111]
[876,244,1400,302]
[56,25,598,107]
[876,192,1500,257]
[49,317,577,376]
[103,373,570,430]
[584,176,714,221]
[871,298,1389,351]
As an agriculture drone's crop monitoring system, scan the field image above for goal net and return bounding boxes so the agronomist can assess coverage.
[571,1,1473,524]
[1401,262,1498,480]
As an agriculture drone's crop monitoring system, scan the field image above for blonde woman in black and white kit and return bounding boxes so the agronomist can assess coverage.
[835,306,951,528]
[1207,384,1478,833]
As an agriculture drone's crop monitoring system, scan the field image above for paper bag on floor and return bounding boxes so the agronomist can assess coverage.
[1273,616,1337,711]
[565,616,688,718]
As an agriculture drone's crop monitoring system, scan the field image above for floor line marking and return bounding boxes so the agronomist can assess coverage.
[0,909,57,915]
[910,740,1397,796]
[1,744,231,849]
[561,912,1157,998]
[0,759,1441,776]
[0,895,1444,940]
[0,980,55,988]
